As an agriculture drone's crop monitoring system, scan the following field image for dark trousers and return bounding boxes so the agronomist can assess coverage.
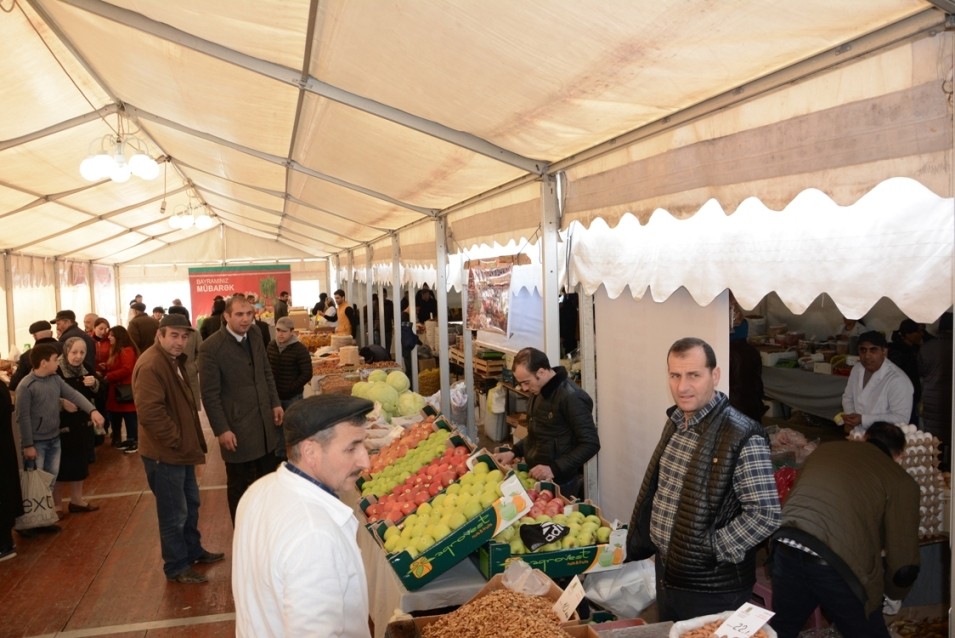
[654,554,752,622]
[770,543,890,638]
[142,458,203,578]
[225,453,281,523]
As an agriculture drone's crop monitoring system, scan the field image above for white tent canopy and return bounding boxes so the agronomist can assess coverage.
[0,0,951,336]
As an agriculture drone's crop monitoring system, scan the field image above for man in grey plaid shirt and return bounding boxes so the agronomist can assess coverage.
[627,337,780,621]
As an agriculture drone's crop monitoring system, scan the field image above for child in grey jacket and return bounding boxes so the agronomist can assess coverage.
[15,344,105,494]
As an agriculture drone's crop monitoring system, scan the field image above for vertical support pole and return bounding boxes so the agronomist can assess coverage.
[53,260,62,313]
[391,236,402,361]
[578,287,598,502]
[540,177,561,364]
[435,217,451,416]
[4,254,15,353]
[87,262,95,314]
[461,263,476,442]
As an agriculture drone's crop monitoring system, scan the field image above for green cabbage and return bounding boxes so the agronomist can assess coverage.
[351,381,371,399]
[397,391,427,417]
[367,369,388,384]
[386,370,411,393]
[367,381,399,414]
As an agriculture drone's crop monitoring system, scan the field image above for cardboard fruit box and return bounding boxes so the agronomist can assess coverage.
[368,452,532,591]
[474,501,627,580]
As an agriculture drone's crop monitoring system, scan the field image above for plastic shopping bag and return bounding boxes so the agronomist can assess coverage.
[583,557,656,619]
[14,468,58,530]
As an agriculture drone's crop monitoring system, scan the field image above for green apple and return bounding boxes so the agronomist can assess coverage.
[415,534,436,553]
[462,498,483,519]
[446,483,462,495]
[567,511,586,525]
[432,523,452,540]
[478,490,497,508]
[552,514,568,526]
[576,531,595,546]
[473,461,490,475]
[447,511,467,530]
[383,526,401,541]
[560,535,579,549]
[494,526,516,543]
[596,526,612,543]
[534,514,552,524]
[416,502,433,516]
[520,516,536,525]
[585,514,602,527]
[540,542,561,552]
[509,538,527,555]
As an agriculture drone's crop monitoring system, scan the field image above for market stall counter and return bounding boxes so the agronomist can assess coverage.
[761,365,847,421]
[346,490,488,638]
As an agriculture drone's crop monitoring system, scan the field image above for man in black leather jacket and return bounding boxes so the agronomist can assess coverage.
[493,347,599,498]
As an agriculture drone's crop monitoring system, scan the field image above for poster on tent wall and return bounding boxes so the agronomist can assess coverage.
[188,265,291,327]
[466,260,514,335]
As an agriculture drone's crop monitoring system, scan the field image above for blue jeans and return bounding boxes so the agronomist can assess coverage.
[30,437,62,492]
[142,457,203,578]
[770,542,891,638]
[109,411,138,442]
[275,395,303,459]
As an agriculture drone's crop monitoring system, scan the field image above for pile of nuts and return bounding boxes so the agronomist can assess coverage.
[679,620,769,638]
[421,588,572,638]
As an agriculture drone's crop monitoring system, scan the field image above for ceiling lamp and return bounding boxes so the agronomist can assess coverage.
[79,114,159,182]
[169,203,196,229]
[194,208,216,230]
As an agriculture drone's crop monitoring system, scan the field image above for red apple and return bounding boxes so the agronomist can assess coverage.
[538,490,554,502]
[428,482,443,497]
[413,490,431,505]
[400,501,416,515]
[438,470,457,487]
[529,505,544,518]
[526,489,539,502]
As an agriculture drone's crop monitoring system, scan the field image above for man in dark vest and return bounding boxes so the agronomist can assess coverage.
[627,337,780,621]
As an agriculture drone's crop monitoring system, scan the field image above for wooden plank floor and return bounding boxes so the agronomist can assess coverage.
[0,416,236,638]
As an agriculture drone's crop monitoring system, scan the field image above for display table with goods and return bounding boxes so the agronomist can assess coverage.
[761,364,848,421]
[311,358,404,396]
[353,409,639,636]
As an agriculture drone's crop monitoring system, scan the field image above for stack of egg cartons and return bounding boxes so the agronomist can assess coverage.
[850,423,947,538]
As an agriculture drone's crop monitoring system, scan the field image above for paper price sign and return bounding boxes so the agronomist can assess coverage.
[714,603,774,638]
[552,575,585,622]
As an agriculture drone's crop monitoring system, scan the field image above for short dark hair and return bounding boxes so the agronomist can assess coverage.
[93,317,110,329]
[858,330,888,348]
[668,337,717,369]
[865,422,906,457]
[280,291,289,297]
[29,344,58,369]
[334,289,346,297]
[225,295,252,313]
[512,347,551,374]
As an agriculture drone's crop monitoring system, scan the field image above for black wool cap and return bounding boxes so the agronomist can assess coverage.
[858,330,888,348]
[29,320,52,334]
[284,395,373,447]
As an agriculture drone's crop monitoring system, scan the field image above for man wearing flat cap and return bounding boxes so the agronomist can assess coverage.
[132,314,223,584]
[53,310,96,373]
[10,321,62,391]
[842,330,913,432]
[233,395,373,638]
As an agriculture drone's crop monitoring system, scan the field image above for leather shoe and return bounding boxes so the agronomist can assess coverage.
[68,502,99,513]
[167,567,208,584]
[194,550,225,564]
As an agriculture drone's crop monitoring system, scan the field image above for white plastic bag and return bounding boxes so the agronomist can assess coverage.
[583,557,656,619]
[669,611,777,638]
[501,559,551,597]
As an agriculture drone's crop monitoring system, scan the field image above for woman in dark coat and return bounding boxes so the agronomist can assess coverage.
[0,379,21,559]
[56,336,101,514]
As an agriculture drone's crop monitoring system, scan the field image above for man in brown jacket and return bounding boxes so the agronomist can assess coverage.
[132,314,223,584]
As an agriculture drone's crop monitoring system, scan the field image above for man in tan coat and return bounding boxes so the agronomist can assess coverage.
[133,314,223,584]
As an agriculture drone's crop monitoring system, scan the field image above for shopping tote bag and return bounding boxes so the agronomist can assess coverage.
[14,468,58,530]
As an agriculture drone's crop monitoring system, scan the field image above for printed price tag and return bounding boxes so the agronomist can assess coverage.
[552,575,585,622]
[714,603,774,638]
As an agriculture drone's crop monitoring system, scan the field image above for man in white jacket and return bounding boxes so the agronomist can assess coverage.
[232,394,373,638]
[842,331,913,431]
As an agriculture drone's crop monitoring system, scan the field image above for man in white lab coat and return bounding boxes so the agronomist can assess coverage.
[232,395,373,638]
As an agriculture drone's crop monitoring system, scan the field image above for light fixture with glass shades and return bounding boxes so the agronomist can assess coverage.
[79,113,160,183]
[168,198,217,230]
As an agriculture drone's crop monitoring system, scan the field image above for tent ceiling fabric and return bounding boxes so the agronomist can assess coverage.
[567,178,954,324]
[0,0,941,279]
